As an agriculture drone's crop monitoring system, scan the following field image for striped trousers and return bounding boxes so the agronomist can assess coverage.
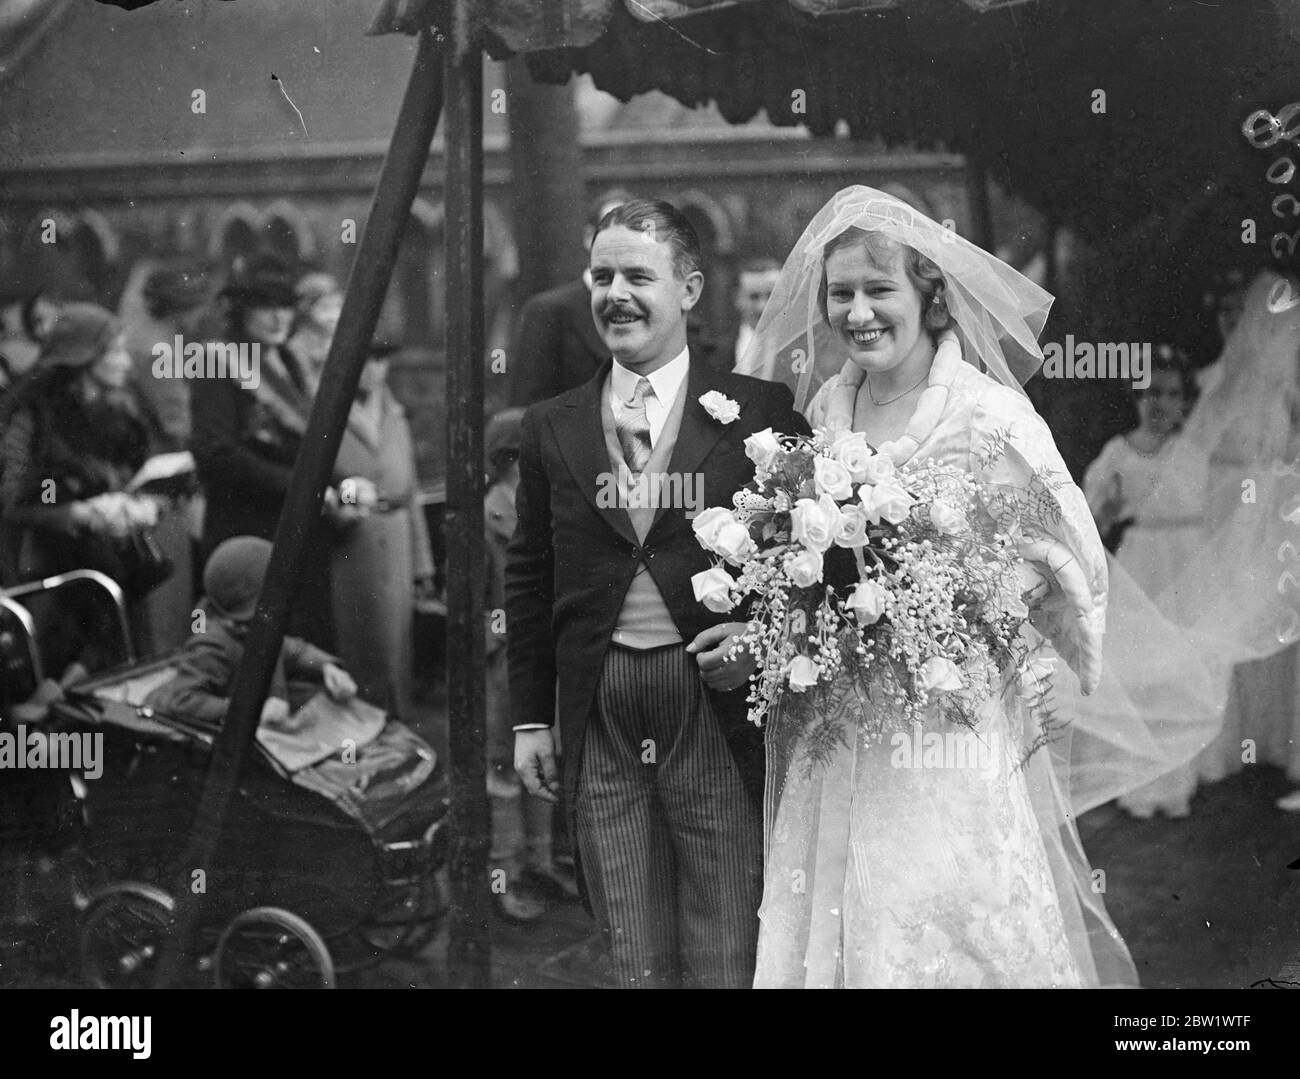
[575,643,762,989]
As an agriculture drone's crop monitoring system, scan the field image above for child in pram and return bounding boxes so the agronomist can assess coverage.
[146,535,358,730]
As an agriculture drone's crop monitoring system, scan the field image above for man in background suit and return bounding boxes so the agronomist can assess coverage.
[506,199,808,988]
[726,257,781,371]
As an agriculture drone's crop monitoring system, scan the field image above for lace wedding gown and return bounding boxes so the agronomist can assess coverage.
[754,338,1137,988]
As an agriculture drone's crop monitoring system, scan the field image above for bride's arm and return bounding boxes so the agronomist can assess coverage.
[971,386,1108,694]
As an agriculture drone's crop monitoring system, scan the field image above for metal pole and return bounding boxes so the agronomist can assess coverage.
[443,0,492,990]
[152,26,446,987]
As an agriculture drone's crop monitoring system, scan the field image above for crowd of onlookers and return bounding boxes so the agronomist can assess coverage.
[0,254,432,723]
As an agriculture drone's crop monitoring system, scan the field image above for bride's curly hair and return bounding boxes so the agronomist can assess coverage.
[817,227,954,335]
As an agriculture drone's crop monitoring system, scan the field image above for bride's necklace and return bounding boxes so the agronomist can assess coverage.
[866,370,929,406]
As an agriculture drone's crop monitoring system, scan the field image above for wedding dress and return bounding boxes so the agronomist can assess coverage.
[738,186,1238,989]
[753,337,1133,987]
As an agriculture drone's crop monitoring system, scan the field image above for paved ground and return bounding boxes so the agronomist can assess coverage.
[382,764,1300,990]
[3,671,1297,989]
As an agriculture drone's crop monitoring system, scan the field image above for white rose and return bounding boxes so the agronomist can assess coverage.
[860,480,916,526]
[928,500,966,536]
[833,504,870,548]
[858,452,896,485]
[786,549,824,589]
[743,427,782,471]
[691,567,736,614]
[832,431,876,483]
[813,455,854,501]
[846,579,889,625]
[789,495,838,553]
[692,506,737,552]
[712,518,757,567]
[918,656,964,693]
[699,390,740,424]
[786,655,821,691]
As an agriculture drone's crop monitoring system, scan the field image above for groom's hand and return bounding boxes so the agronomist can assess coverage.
[514,728,560,803]
[687,622,756,692]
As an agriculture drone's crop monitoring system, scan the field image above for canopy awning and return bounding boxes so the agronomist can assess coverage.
[370,0,1297,259]
[370,0,1034,53]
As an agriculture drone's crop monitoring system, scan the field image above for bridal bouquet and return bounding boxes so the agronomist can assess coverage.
[691,426,1050,739]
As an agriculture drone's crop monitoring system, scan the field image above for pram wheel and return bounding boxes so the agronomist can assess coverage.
[79,882,175,989]
[213,907,335,989]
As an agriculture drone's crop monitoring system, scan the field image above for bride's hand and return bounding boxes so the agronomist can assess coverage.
[687,622,755,692]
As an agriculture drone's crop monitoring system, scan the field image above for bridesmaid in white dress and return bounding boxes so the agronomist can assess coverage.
[1165,274,1300,806]
[1095,274,1300,815]
[1084,351,1205,601]
[1084,352,1208,817]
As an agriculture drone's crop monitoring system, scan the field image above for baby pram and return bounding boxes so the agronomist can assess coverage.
[51,655,449,988]
[6,571,449,989]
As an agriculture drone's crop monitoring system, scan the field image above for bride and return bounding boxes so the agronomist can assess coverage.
[736,187,1190,988]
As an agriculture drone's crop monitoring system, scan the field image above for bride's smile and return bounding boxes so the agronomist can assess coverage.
[824,240,935,398]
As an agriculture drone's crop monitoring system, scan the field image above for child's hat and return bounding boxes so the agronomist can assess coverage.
[38,303,120,369]
[203,536,274,620]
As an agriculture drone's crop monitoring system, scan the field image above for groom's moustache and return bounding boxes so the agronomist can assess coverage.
[600,303,644,321]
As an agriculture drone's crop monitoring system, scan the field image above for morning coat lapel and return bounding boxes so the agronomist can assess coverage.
[551,360,638,548]
[650,354,739,532]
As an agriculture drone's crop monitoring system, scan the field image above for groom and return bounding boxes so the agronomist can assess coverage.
[507,199,808,988]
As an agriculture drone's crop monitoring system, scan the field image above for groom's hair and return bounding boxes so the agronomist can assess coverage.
[591,198,702,280]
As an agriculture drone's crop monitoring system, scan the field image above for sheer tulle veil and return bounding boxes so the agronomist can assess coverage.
[734,185,1052,409]
[735,185,1267,987]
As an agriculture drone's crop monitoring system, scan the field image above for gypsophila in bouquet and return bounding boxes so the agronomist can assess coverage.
[690,425,1055,747]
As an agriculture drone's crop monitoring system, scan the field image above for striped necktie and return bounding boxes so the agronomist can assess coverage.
[616,376,653,475]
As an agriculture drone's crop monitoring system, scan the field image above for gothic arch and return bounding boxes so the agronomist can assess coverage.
[208,202,263,260]
[675,188,736,255]
[75,209,121,265]
[264,199,317,260]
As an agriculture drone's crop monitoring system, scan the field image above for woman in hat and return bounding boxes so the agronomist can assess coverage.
[0,302,163,666]
[189,253,338,646]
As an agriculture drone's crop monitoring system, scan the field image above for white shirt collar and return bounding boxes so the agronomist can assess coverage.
[610,345,690,406]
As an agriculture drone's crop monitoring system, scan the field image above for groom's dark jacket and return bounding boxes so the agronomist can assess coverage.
[505,352,810,808]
